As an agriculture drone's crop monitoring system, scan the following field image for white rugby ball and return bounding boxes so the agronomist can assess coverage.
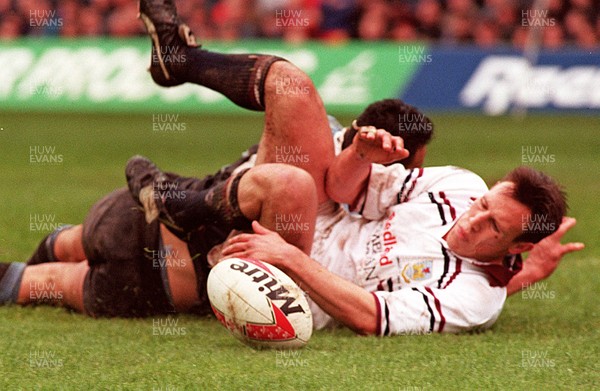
[207,257,312,349]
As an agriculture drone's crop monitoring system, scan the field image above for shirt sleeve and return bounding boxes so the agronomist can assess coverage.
[356,165,488,221]
[371,274,507,336]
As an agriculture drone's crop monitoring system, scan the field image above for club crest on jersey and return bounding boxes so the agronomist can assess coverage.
[401,260,433,283]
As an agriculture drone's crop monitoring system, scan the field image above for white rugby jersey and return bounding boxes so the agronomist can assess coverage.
[310,164,520,336]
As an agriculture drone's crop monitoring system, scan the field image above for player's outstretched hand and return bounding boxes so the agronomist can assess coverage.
[526,217,584,280]
[221,221,306,270]
[351,120,410,165]
[507,217,584,296]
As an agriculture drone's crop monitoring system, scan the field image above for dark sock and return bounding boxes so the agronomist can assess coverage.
[172,144,259,193]
[172,50,284,111]
[0,263,26,304]
[165,169,252,233]
[26,225,73,265]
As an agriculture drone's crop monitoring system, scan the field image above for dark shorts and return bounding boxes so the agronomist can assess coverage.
[80,147,257,317]
[81,188,174,317]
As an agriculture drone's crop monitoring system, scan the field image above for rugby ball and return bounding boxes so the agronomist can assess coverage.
[207,257,312,349]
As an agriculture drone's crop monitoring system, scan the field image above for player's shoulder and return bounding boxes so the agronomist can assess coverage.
[422,165,482,180]
[443,270,507,327]
[419,165,488,192]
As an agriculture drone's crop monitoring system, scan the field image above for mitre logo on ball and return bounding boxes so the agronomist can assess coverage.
[207,257,313,349]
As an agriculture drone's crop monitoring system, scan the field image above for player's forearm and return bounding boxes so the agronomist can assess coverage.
[325,146,371,206]
[220,223,378,334]
[506,268,542,296]
[282,254,378,335]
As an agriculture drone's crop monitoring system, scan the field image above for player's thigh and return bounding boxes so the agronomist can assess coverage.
[256,61,334,203]
[54,225,86,262]
[58,261,89,311]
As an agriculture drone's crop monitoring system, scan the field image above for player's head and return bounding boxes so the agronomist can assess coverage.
[501,166,567,243]
[342,99,434,168]
[445,166,567,262]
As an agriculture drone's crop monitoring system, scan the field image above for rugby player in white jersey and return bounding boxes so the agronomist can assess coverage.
[0,0,583,334]
[125,0,579,334]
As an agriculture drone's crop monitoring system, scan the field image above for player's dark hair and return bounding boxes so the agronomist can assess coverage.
[342,99,434,167]
[502,166,567,244]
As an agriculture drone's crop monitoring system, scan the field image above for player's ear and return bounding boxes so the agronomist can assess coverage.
[508,242,534,255]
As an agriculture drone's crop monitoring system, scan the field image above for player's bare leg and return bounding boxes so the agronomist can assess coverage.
[127,158,317,254]
[160,225,200,312]
[18,262,88,312]
[27,225,86,265]
[235,164,318,254]
[53,225,86,262]
[137,0,334,202]
[254,61,334,203]
[0,261,88,312]
[138,0,280,109]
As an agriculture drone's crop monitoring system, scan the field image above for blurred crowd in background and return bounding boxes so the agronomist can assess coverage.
[1,0,599,48]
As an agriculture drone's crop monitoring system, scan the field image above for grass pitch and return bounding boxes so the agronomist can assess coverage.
[0,112,598,390]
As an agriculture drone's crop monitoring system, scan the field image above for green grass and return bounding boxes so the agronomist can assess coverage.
[0,112,598,390]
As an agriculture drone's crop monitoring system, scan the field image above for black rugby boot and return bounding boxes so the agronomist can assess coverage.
[138,0,197,86]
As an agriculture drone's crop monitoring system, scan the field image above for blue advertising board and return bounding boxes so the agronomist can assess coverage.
[400,46,600,115]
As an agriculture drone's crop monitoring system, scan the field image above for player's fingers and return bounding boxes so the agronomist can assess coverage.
[222,237,265,257]
[555,216,577,237]
[252,220,271,235]
[357,130,370,142]
[398,148,410,160]
[391,137,408,158]
[378,129,392,150]
[561,242,585,255]
[391,135,404,151]
[359,126,377,141]
[221,242,245,257]
[367,129,377,141]
[223,233,252,246]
